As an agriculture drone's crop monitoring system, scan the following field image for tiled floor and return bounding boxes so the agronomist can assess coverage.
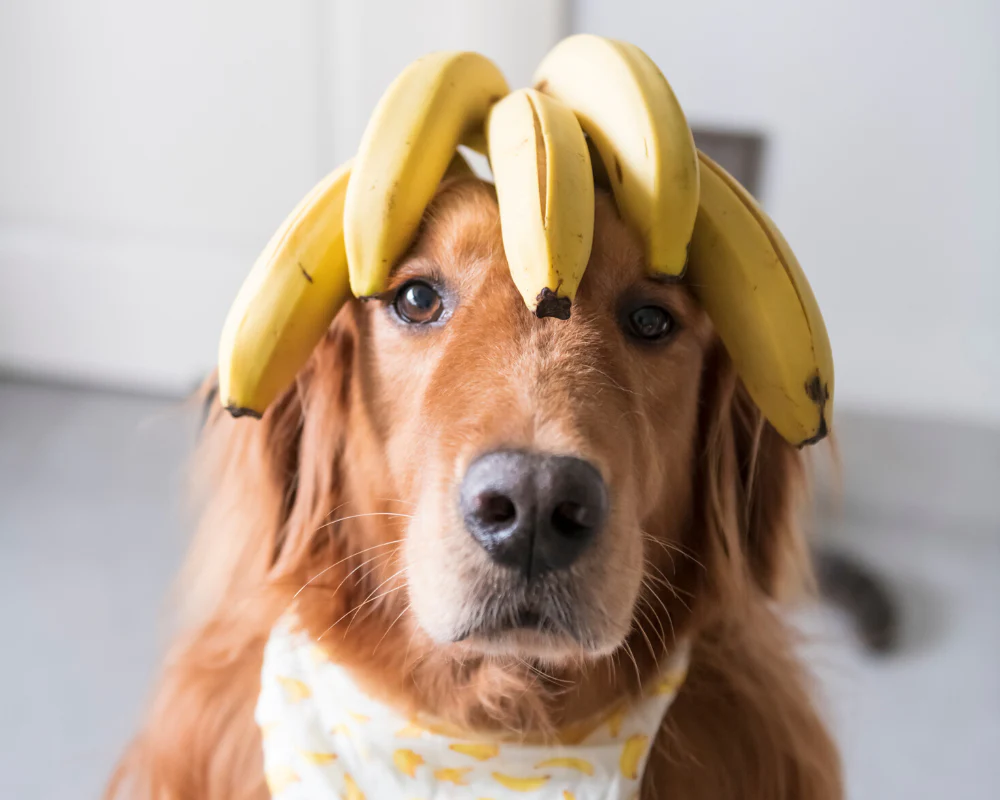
[1,379,997,799]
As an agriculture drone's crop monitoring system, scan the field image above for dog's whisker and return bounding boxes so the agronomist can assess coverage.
[643,578,677,645]
[294,539,407,598]
[315,511,414,532]
[302,550,395,614]
[317,584,407,642]
[372,603,412,656]
[344,565,411,631]
[619,638,644,690]
[631,601,663,670]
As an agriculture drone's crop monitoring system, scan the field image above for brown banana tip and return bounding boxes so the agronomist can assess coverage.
[649,255,689,284]
[797,374,831,447]
[225,405,263,420]
[798,414,829,448]
[534,287,572,320]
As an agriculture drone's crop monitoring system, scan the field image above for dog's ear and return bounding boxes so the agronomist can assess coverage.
[180,317,355,627]
[731,381,809,600]
[696,343,810,603]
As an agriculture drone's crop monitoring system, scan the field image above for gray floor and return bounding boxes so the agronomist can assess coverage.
[1,379,997,799]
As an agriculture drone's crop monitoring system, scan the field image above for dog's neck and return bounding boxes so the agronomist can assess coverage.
[257,612,689,797]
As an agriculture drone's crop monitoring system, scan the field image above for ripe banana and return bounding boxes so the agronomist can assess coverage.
[432,767,472,785]
[392,748,424,778]
[492,772,551,791]
[534,34,699,277]
[218,160,352,418]
[487,88,594,319]
[619,733,649,780]
[344,51,509,297]
[534,757,595,775]
[343,772,364,800]
[688,152,834,446]
[448,742,500,760]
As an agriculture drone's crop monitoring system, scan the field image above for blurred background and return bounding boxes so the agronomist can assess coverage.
[1,1,997,797]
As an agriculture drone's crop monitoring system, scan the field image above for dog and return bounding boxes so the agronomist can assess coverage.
[109,177,842,799]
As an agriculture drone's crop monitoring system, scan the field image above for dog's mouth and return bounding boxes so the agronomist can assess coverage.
[448,577,598,656]
[456,604,560,640]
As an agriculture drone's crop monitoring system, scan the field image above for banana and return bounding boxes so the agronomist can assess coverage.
[448,742,500,761]
[344,51,509,298]
[218,160,352,418]
[487,89,594,319]
[687,152,834,446]
[534,757,595,775]
[275,675,312,703]
[343,772,365,800]
[432,767,472,785]
[298,750,338,765]
[534,34,699,277]
[619,734,649,781]
[392,748,424,778]
[492,772,551,792]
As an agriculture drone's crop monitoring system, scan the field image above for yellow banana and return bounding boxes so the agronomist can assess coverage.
[433,767,472,785]
[492,772,551,792]
[534,757,595,775]
[534,34,699,277]
[275,675,312,703]
[218,160,352,418]
[688,152,834,446]
[344,51,508,297]
[449,742,500,760]
[298,750,337,765]
[619,733,649,780]
[343,772,365,800]
[392,748,424,778]
[487,89,594,319]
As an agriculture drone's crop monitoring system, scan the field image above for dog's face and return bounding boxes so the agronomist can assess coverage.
[347,179,713,663]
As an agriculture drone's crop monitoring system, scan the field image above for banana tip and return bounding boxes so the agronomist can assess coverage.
[535,288,571,320]
[225,404,263,420]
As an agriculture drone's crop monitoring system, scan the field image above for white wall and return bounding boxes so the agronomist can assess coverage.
[0,0,566,393]
[3,0,997,426]
[578,0,1000,427]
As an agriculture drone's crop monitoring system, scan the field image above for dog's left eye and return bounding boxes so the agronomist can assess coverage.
[394,281,444,324]
[626,305,675,341]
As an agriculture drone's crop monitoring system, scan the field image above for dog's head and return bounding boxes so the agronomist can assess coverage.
[198,177,805,718]
[346,179,711,660]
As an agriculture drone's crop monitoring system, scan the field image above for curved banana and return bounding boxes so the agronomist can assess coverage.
[487,89,594,319]
[218,161,352,418]
[492,772,551,792]
[344,51,509,297]
[448,742,500,761]
[534,756,595,775]
[392,748,424,778]
[688,152,834,446]
[534,34,699,277]
[619,733,649,780]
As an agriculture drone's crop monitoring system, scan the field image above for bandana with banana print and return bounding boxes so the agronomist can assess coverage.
[257,614,689,799]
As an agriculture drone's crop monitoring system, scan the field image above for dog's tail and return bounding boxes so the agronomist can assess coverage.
[813,546,899,655]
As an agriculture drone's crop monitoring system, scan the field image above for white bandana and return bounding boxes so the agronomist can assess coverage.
[256,614,688,799]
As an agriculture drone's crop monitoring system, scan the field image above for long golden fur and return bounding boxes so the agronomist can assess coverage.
[110,178,841,799]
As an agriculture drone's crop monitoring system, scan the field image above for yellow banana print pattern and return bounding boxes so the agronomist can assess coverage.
[256,614,688,798]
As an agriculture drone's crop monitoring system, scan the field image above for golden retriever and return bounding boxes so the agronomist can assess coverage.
[109,177,841,799]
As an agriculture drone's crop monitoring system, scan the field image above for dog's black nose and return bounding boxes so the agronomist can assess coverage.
[460,450,608,579]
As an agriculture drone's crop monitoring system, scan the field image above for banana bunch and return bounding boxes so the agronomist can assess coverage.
[217,36,833,445]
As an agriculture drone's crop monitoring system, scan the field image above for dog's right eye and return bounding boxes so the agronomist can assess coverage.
[393,280,444,324]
